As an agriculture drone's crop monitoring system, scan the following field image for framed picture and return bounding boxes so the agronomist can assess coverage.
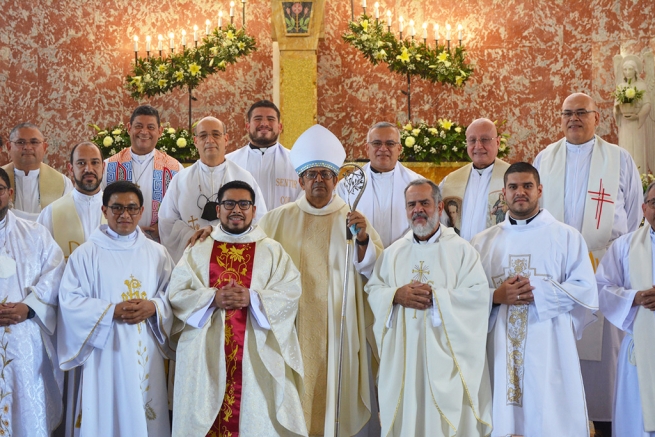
[282,1,314,36]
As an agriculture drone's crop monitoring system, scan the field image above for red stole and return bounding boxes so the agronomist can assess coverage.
[207,241,256,437]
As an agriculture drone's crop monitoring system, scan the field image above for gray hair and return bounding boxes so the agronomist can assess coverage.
[404,178,442,204]
[645,181,655,202]
[9,122,42,141]
[367,122,400,142]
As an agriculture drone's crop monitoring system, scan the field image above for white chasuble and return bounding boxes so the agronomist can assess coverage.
[168,226,307,437]
[366,226,492,437]
[158,159,267,263]
[226,143,302,209]
[471,210,598,437]
[440,158,510,241]
[258,195,383,437]
[57,226,175,437]
[0,211,65,437]
[337,162,421,248]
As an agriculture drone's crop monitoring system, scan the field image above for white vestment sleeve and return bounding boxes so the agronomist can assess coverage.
[145,252,176,350]
[185,295,215,329]
[353,238,376,279]
[249,290,271,330]
[620,152,644,233]
[36,205,54,235]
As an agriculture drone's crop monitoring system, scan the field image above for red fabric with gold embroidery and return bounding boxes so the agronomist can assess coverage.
[206,241,256,437]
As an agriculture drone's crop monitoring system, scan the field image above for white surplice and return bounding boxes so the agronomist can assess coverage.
[12,167,73,221]
[57,226,175,437]
[337,162,420,248]
[168,225,307,437]
[158,159,267,263]
[534,136,643,420]
[226,143,302,210]
[470,210,599,437]
[37,189,104,240]
[366,226,493,437]
[596,227,655,437]
[0,211,65,436]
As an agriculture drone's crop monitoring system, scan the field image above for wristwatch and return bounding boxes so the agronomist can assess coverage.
[26,306,36,320]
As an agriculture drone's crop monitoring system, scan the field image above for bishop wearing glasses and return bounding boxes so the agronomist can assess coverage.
[158,116,266,263]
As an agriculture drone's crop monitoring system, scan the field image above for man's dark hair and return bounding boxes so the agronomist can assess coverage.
[446,199,459,211]
[130,105,161,126]
[246,100,280,122]
[0,168,10,189]
[404,178,442,204]
[70,141,103,164]
[103,181,144,207]
[504,162,541,186]
[9,122,42,141]
[217,180,256,204]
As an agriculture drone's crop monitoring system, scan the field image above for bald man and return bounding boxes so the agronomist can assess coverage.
[534,92,643,432]
[158,116,267,263]
[439,118,510,240]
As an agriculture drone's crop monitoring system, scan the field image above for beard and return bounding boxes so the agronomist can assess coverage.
[410,212,440,238]
[248,129,279,148]
[75,173,102,193]
[222,213,252,235]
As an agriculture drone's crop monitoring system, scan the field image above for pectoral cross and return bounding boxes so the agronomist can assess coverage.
[411,261,432,319]
[188,215,199,230]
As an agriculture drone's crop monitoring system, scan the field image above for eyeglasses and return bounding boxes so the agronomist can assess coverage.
[303,170,335,180]
[645,199,655,209]
[196,132,224,142]
[560,110,597,119]
[0,186,8,196]
[219,200,253,210]
[107,204,142,215]
[466,137,496,146]
[368,141,400,148]
[11,139,44,148]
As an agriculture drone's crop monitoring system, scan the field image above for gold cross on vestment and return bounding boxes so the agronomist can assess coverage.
[188,215,199,230]
[411,261,432,319]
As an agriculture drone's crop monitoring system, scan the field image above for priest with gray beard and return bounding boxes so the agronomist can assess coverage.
[366,178,492,437]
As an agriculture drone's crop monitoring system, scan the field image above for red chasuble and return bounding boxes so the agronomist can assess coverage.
[207,241,256,437]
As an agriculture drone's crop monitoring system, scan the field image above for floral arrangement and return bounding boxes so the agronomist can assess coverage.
[125,24,256,99]
[642,172,655,192]
[342,15,473,87]
[399,120,510,164]
[613,80,645,104]
[89,123,197,162]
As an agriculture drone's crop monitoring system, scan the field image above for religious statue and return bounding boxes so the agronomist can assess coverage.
[613,51,655,173]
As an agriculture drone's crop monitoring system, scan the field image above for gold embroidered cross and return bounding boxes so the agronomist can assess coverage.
[188,215,199,230]
[411,261,432,319]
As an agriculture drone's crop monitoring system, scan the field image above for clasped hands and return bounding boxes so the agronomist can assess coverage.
[0,303,30,326]
[494,275,535,306]
[212,279,250,310]
[114,299,156,324]
[393,281,433,310]
[633,287,655,310]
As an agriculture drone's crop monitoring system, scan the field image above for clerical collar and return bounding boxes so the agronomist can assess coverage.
[103,225,138,241]
[131,149,155,164]
[413,225,441,244]
[249,143,274,154]
[219,224,253,236]
[73,189,102,201]
[508,209,541,225]
[472,162,494,176]
[566,137,595,151]
[14,167,40,178]
[198,159,226,172]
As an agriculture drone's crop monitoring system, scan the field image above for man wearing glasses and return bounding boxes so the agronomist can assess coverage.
[159,116,266,263]
[337,121,420,248]
[2,122,73,221]
[533,92,643,434]
[168,180,306,436]
[58,181,175,437]
[596,181,655,437]
[439,117,510,240]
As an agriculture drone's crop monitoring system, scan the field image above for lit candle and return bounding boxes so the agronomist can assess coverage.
[399,15,404,35]
[169,31,174,50]
[409,19,415,37]
[193,25,198,42]
[434,23,439,42]
[181,30,186,48]
[205,19,211,35]
[230,1,235,19]
[133,35,138,52]
[219,10,223,28]
[158,34,163,52]
[386,10,392,28]
[146,35,151,52]
[374,2,379,19]
[362,0,366,8]
[446,23,451,41]
[422,22,428,41]
[457,24,463,41]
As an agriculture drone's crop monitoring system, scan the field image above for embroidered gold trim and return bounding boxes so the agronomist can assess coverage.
[61,304,112,366]
[506,304,528,406]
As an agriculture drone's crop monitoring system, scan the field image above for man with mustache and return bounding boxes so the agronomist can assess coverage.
[102,105,183,242]
[227,100,301,209]
[159,116,266,263]
[471,162,598,437]
[366,178,492,437]
[440,118,510,240]
[168,180,306,436]
[336,122,420,248]
[0,167,66,436]
[533,92,643,433]
[2,122,73,221]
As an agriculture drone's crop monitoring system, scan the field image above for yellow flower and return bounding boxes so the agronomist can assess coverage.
[454,127,462,133]
[157,64,167,73]
[111,129,122,135]
[428,127,438,135]
[103,136,114,147]
[189,63,201,76]
[361,20,369,32]
[412,128,421,136]
[437,51,451,67]
[396,47,410,63]
[625,88,636,99]
[455,75,464,86]
[167,128,176,134]
[403,123,413,131]
[439,119,454,130]
[218,60,226,68]
[176,138,187,148]
[237,42,245,50]
[226,30,235,40]
[374,49,387,60]
[175,70,185,81]
[404,136,416,147]
[130,76,142,85]
[158,79,168,87]
[209,46,219,56]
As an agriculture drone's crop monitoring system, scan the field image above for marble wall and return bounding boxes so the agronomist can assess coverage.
[1,0,654,171]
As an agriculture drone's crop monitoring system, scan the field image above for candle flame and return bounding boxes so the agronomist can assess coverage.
[206,19,211,25]
[219,10,223,17]
[133,35,138,42]
[386,10,391,17]
[193,25,198,31]
[181,29,186,35]
[146,35,151,42]
[169,32,174,39]
[457,24,463,31]
[158,34,163,41]
[446,23,451,30]
[422,22,428,29]
[230,1,235,6]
